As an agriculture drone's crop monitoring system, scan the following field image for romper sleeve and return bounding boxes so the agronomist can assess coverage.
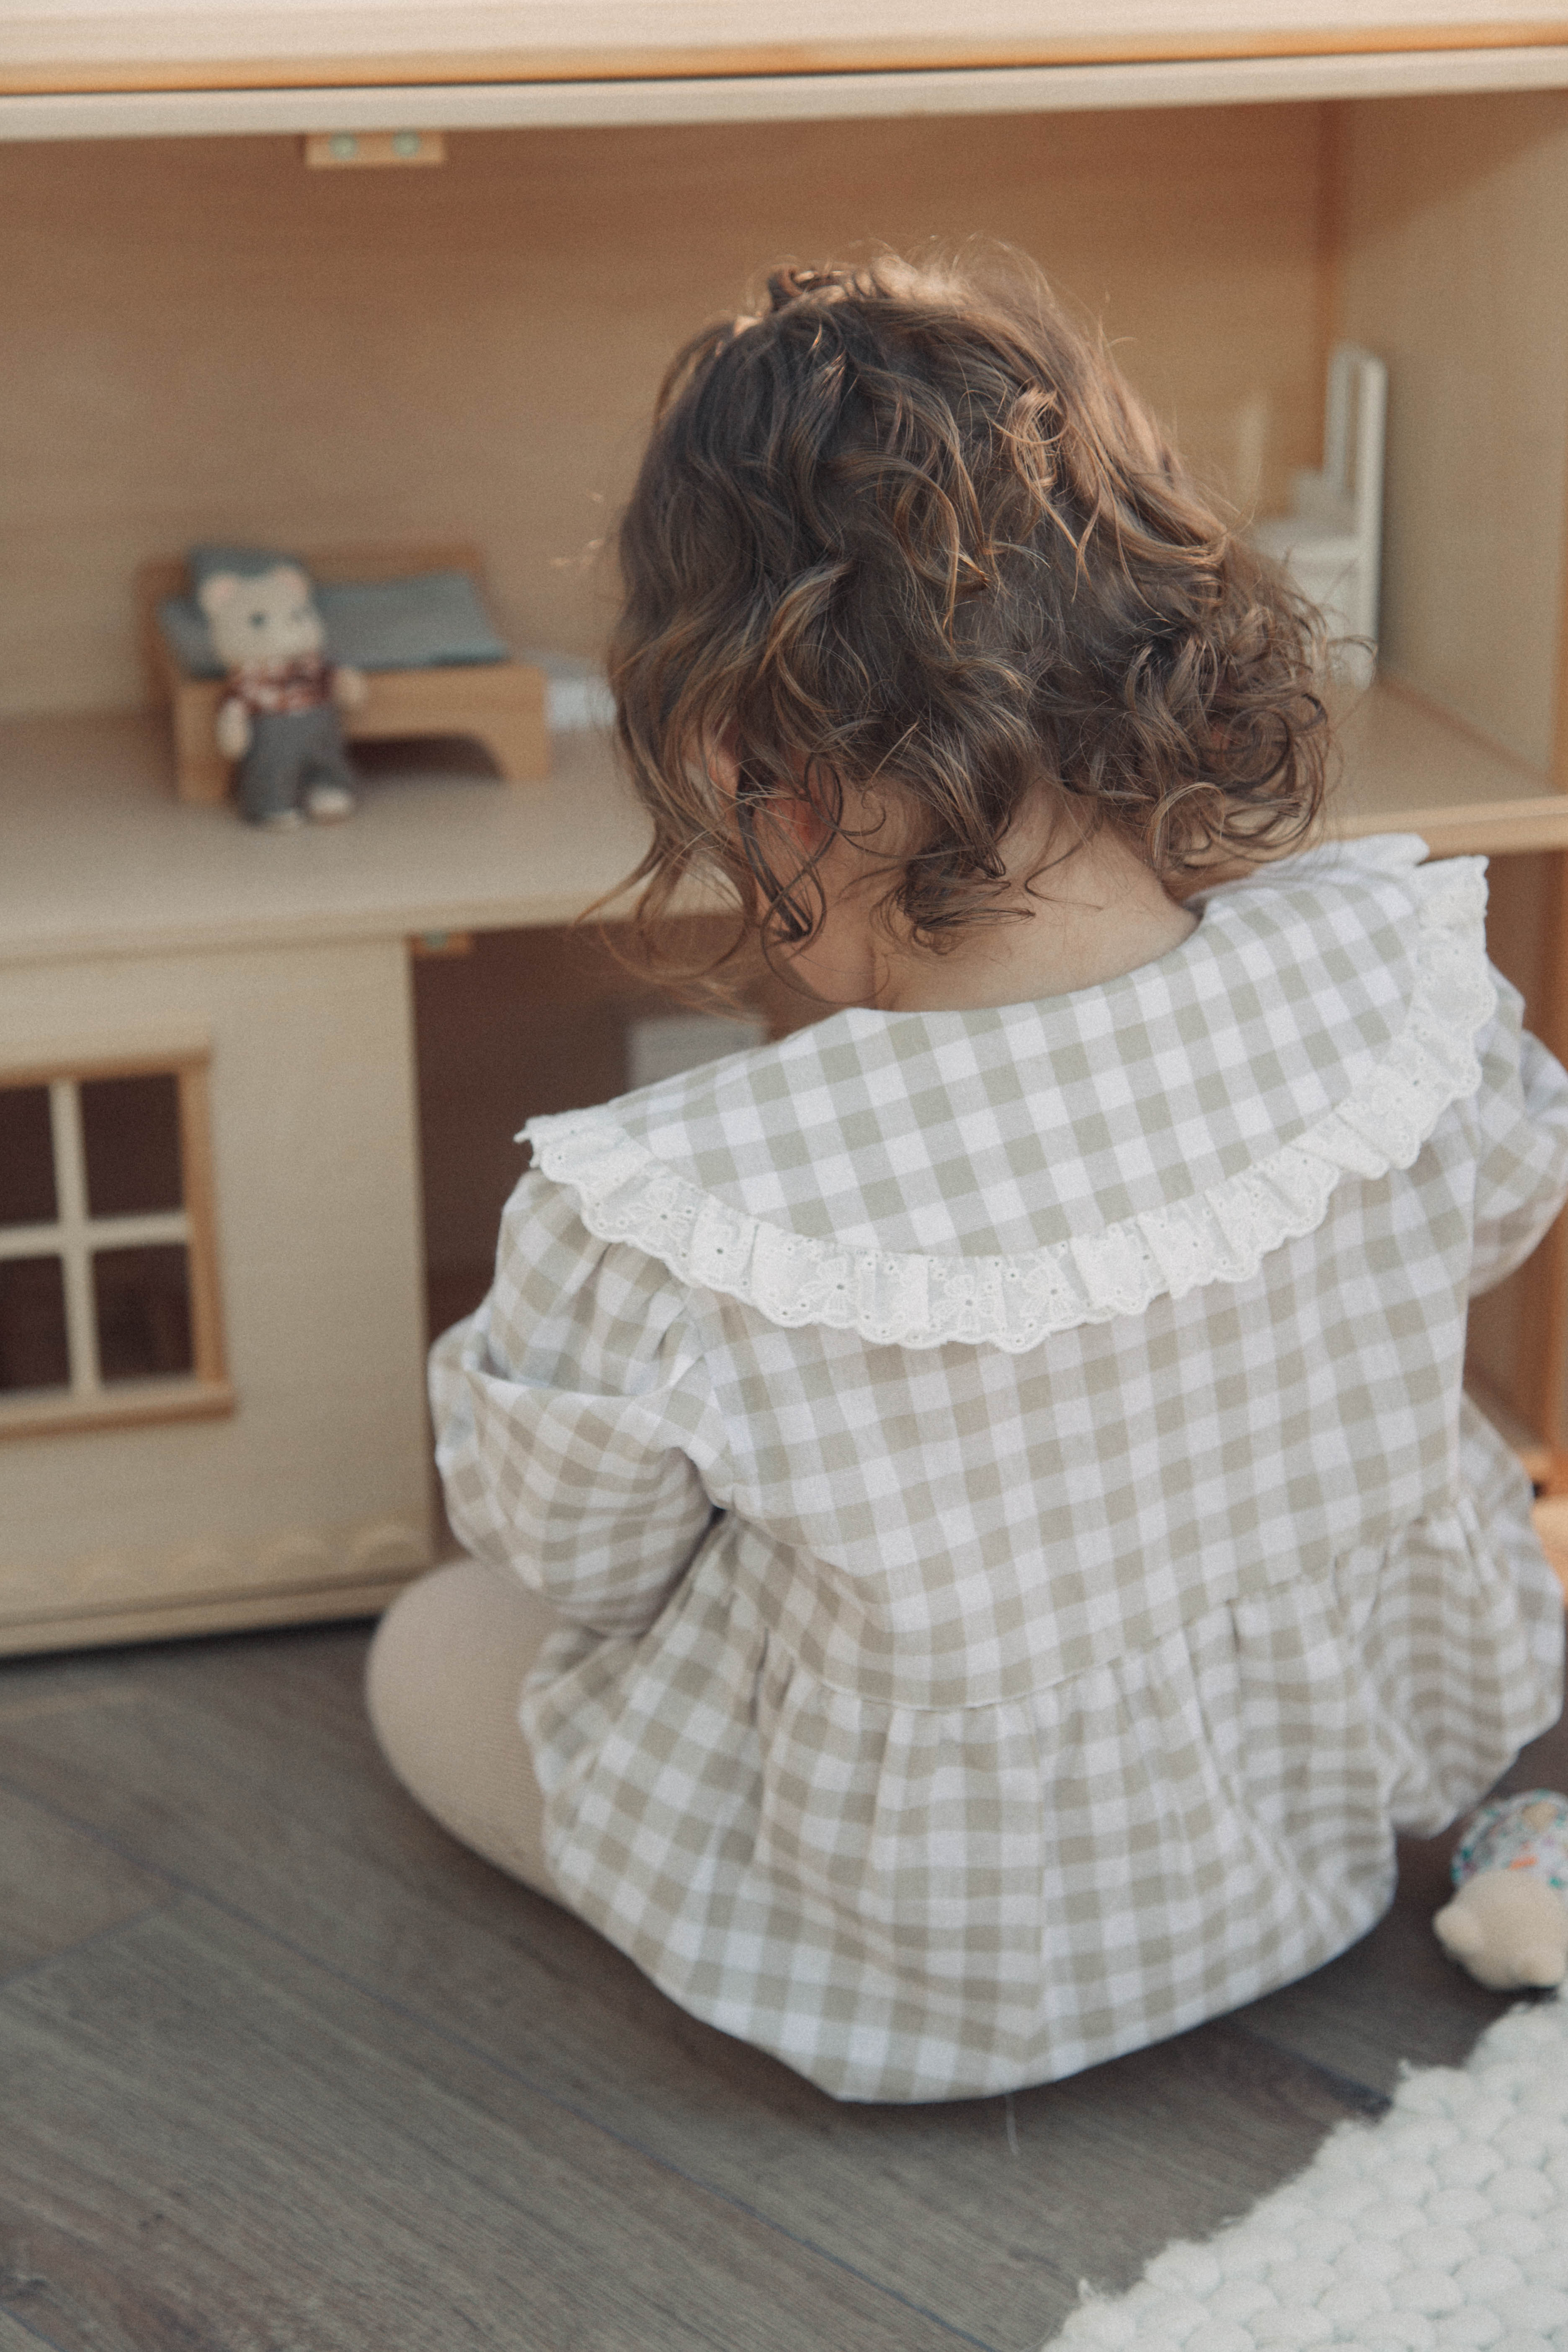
[1467,972,1568,1297]
[428,1170,726,1637]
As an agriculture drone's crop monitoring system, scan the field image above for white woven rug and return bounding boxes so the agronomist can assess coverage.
[1048,1995,1568,2352]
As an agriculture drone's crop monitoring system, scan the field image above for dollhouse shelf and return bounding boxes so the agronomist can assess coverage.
[0,680,1560,970]
[0,712,676,964]
[1329,676,1568,856]
[6,3,1568,142]
[8,47,1568,142]
[7,3,1568,115]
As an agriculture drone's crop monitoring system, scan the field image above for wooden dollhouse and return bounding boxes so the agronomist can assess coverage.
[7,3,1568,1653]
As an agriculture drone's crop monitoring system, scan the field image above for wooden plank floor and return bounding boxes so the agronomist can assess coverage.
[1,1618,1563,2352]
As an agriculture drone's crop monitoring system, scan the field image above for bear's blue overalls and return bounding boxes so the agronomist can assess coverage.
[227,658,357,824]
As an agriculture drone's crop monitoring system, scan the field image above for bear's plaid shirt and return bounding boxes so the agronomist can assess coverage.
[224,655,334,714]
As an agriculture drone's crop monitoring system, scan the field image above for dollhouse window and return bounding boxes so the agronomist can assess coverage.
[0,1057,231,1437]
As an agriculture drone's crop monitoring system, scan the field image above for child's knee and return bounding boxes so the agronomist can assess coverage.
[369,1560,516,1756]
[365,1558,556,1892]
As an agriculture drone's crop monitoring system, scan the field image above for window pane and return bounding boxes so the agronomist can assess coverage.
[0,1087,57,1225]
[0,1256,70,1392]
[93,1244,193,1382]
[80,1073,183,1219]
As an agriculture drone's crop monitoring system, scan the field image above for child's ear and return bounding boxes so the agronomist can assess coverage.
[705,729,741,800]
[707,730,824,853]
[778,793,825,854]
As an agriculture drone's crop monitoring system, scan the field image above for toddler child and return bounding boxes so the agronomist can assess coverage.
[368,255,1568,2103]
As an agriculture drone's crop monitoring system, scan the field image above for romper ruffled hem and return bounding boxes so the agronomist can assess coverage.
[522,1413,1563,2100]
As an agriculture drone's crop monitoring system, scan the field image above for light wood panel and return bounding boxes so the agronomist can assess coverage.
[0,935,433,1644]
[7,2,1568,95]
[0,104,1328,718]
[0,716,675,959]
[1328,676,1568,851]
[1336,92,1568,1446]
[1338,88,1568,771]
[8,49,1568,147]
[3,689,1560,967]
[176,1057,225,1389]
[0,1571,412,1657]
[0,1381,237,1448]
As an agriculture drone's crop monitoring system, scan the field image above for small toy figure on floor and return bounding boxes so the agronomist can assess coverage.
[196,554,367,828]
[1435,1790,1568,1989]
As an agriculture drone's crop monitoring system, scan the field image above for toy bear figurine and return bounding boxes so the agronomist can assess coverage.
[1433,1789,1568,1990]
[196,559,368,828]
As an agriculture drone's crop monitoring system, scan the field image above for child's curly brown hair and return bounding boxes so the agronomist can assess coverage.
[602,250,1330,987]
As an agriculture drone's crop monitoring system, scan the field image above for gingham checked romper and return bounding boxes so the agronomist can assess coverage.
[432,836,1568,2102]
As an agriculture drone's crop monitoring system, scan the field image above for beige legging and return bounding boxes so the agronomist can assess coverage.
[365,1558,559,1894]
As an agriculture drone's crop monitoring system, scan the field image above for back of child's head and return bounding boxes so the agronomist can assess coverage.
[609,250,1329,973]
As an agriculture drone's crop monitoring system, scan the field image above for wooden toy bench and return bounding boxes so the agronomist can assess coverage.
[137,541,549,807]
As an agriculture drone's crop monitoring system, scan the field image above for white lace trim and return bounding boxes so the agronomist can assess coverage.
[523,860,1496,1352]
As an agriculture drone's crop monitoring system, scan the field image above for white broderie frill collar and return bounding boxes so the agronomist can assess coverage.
[521,837,1495,1353]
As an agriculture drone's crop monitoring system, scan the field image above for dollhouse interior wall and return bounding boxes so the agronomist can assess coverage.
[1333,89,1568,1428]
[1,102,1332,718]
[1337,90,1568,777]
[7,88,1568,1424]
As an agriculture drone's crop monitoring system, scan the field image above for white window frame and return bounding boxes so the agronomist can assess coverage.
[0,1052,232,1439]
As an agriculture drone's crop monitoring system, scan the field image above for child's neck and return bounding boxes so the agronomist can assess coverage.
[780,805,1200,1014]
